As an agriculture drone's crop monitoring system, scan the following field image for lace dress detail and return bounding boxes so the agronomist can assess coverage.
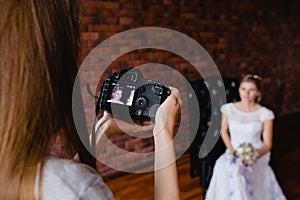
[205,103,286,200]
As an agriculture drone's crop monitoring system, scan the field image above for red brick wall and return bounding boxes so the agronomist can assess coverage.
[79,0,300,176]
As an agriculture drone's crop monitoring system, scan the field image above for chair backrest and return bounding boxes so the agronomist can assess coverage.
[188,76,240,160]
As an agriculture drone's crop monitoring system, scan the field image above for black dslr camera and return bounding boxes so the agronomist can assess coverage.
[96,67,171,122]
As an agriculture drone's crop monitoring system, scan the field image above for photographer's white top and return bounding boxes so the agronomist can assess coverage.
[38,156,113,200]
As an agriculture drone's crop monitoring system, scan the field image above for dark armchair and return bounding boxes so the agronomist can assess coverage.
[188,76,240,190]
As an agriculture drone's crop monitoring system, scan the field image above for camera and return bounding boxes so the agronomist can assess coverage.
[96,67,171,122]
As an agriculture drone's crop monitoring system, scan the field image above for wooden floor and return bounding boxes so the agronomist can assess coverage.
[105,153,204,200]
[104,113,300,200]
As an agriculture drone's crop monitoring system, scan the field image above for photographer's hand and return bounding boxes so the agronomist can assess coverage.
[153,87,181,200]
[93,86,181,200]
[93,111,154,156]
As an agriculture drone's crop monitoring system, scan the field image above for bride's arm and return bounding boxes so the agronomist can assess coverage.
[220,114,234,155]
[258,119,273,157]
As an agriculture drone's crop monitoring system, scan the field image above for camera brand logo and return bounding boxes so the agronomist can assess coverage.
[72,27,226,173]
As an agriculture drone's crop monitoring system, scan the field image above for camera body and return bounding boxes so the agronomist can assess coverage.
[96,67,171,122]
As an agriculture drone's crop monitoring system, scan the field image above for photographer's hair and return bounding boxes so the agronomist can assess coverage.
[240,74,263,102]
[0,0,87,199]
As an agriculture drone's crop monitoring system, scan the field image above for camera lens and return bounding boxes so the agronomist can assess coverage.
[136,97,148,109]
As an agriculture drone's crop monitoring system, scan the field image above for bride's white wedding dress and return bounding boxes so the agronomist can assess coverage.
[205,103,286,200]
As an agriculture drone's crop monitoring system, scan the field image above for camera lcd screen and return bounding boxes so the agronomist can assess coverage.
[108,83,136,106]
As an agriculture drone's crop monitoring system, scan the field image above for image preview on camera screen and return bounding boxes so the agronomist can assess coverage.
[108,83,135,106]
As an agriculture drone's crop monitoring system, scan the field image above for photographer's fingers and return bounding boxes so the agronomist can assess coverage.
[112,117,154,133]
[153,87,181,136]
[96,111,154,138]
[93,113,154,156]
[95,111,111,132]
[169,86,182,107]
[93,87,181,155]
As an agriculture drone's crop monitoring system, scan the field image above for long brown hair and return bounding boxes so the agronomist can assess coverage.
[0,0,87,199]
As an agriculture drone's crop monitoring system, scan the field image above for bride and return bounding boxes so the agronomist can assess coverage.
[205,74,286,200]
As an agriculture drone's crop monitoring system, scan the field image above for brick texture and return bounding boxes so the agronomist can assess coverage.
[79,0,300,176]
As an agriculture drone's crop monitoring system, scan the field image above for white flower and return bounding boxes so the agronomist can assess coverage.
[237,147,244,154]
[244,155,251,160]
[245,147,252,153]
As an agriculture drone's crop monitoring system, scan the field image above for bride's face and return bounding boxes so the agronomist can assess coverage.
[239,81,260,103]
[113,90,122,100]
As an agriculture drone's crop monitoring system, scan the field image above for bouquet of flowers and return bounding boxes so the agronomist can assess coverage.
[234,143,259,166]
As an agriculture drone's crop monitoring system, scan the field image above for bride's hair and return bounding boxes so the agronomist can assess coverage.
[241,74,263,102]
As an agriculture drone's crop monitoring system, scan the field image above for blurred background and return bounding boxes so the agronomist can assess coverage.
[78,0,300,199]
